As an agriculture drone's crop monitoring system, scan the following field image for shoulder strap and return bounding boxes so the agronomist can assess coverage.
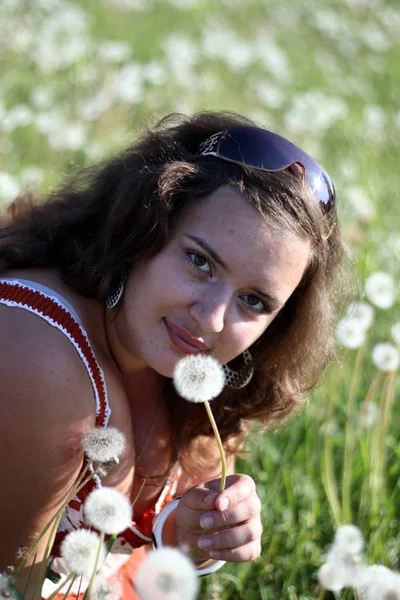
[0,280,111,427]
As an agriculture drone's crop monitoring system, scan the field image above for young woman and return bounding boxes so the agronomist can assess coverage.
[0,111,348,599]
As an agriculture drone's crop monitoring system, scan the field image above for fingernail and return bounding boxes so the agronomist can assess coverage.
[210,550,221,558]
[218,497,229,510]
[200,515,214,529]
[198,537,213,549]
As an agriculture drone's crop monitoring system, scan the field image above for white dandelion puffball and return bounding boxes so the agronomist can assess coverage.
[83,427,126,464]
[91,574,122,600]
[360,401,379,428]
[365,271,396,309]
[61,529,106,576]
[364,570,400,600]
[345,301,374,331]
[0,573,15,599]
[391,322,400,346]
[336,317,366,349]
[317,562,347,593]
[333,525,364,554]
[372,343,400,372]
[135,547,198,600]
[85,487,132,535]
[173,354,225,402]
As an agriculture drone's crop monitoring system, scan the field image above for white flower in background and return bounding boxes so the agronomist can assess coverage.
[378,233,400,274]
[365,272,396,309]
[318,525,366,593]
[163,35,198,84]
[77,91,113,122]
[360,401,379,428]
[363,105,386,139]
[0,572,16,599]
[83,427,126,464]
[317,561,348,593]
[143,61,166,86]
[372,343,400,372]
[104,0,152,10]
[85,487,132,535]
[345,186,376,222]
[21,166,44,187]
[345,302,374,331]
[35,110,66,135]
[255,81,284,109]
[91,574,122,600]
[61,529,106,576]
[338,159,359,182]
[283,90,348,136]
[173,355,225,403]
[336,317,366,349]
[96,40,131,63]
[254,36,291,82]
[30,86,54,110]
[391,322,400,345]
[135,547,198,600]
[334,525,364,554]
[49,123,88,152]
[112,63,144,104]
[0,172,20,202]
[363,568,400,600]
[0,105,33,132]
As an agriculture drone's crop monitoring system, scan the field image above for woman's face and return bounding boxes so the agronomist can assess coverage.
[108,185,311,377]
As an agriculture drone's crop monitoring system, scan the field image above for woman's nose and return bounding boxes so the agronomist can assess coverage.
[189,291,230,334]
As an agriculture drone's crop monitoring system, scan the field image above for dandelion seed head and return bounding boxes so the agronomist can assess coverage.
[391,322,400,346]
[364,570,400,600]
[345,301,374,331]
[365,271,396,309]
[173,354,225,403]
[317,561,347,593]
[83,427,126,464]
[372,343,400,372]
[336,317,366,349]
[91,575,122,600]
[360,400,379,427]
[0,573,16,599]
[61,529,105,576]
[135,547,198,600]
[334,525,364,554]
[85,487,132,535]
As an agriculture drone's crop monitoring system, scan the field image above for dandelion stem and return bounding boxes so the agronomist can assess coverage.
[342,344,364,523]
[15,462,93,581]
[203,400,227,492]
[370,372,395,517]
[83,531,105,600]
[321,393,342,526]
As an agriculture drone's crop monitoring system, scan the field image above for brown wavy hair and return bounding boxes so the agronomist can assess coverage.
[0,111,350,470]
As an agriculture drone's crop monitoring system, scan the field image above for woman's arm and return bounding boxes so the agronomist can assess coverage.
[0,308,97,597]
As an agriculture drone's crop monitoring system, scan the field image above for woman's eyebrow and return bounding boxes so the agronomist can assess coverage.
[185,234,229,270]
[184,234,282,312]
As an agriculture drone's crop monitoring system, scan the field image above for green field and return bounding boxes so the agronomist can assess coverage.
[1,0,400,598]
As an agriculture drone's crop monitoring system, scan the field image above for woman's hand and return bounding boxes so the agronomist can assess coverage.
[175,473,262,563]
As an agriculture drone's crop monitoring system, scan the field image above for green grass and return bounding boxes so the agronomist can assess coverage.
[1,0,400,597]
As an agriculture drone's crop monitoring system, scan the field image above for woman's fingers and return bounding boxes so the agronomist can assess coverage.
[197,517,263,553]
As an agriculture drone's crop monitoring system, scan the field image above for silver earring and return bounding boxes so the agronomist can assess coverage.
[105,278,125,309]
[223,349,253,389]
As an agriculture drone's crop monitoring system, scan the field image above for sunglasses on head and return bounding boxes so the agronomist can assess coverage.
[198,126,336,214]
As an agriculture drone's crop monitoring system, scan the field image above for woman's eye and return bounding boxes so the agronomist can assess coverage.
[243,294,266,313]
[186,251,213,275]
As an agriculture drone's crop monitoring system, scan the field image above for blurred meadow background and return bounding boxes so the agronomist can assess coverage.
[1,0,400,598]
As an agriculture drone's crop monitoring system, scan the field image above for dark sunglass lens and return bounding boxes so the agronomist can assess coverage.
[218,127,290,171]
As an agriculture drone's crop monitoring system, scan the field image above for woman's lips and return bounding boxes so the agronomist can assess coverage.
[164,319,209,354]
